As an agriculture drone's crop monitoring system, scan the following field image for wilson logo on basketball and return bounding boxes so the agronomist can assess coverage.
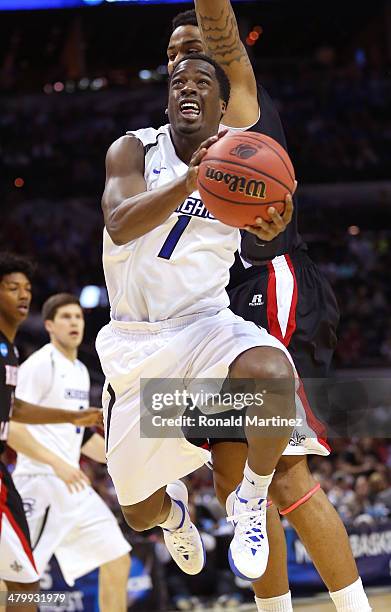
[205,166,266,199]
[229,143,258,160]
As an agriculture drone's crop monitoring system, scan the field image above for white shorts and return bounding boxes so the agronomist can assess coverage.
[96,308,300,506]
[12,474,131,586]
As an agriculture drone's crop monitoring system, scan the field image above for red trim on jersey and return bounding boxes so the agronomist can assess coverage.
[297,380,330,452]
[0,478,38,572]
[266,257,298,347]
[266,261,284,343]
[266,256,329,453]
[283,255,298,346]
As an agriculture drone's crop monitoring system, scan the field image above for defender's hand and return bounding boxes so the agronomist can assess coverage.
[52,460,90,493]
[244,181,297,242]
[186,130,228,193]
[72,408,103,427]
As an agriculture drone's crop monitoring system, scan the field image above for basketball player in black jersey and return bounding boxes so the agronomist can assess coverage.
[166,4,371,612]
[0,253,101,611]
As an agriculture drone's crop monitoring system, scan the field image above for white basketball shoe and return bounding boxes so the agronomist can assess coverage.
[163,480,205,575]
[226,486,269,581]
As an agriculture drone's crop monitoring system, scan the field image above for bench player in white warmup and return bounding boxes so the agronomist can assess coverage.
[97,53,297,581]
[9,294,131,612]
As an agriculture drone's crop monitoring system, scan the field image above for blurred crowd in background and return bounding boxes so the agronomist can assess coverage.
[1,1,391,608]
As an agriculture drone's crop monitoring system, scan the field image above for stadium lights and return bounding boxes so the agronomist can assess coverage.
[246,24,263,47]
[139,69,152,81]
[43,77,107,94]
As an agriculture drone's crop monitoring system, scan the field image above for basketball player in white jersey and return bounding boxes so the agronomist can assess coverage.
[165,5,372,612]
[9,294,131,612]
[97,53,298,582]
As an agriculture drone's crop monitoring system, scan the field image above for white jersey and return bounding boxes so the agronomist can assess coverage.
[103,124,239,323]
[13,343,90,476]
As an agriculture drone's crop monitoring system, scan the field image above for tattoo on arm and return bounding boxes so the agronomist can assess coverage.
[198,5,251,68]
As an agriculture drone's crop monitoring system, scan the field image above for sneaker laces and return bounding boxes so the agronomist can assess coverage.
[227,500,267,552]
[169,525,197,558]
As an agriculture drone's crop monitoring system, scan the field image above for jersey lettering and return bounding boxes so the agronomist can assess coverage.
[176,196,214,219]
[65,389,89,400]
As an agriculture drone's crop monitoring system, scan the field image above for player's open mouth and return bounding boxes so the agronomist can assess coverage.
[70,331,79,337]
[17,305,28,314]
[179,100,201,118]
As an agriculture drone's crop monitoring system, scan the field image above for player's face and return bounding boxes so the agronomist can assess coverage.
[168,60,225,135]
[0,273,31,325]
[167,25,204,75]
[46,304,85,350]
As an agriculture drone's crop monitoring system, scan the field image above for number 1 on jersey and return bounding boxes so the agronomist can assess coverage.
[158,215,191,260]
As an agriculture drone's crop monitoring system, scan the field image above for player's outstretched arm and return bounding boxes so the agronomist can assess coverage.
[11,399,102,426]
[81,433,106,463]
[8,422,90,493]
[102,133,222,245]
[194,0,258,127]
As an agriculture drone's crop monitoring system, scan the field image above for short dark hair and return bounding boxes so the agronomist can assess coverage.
[42,293,81,321]
[0,252,35,283]
[172,9,197,31]
[170,53,231,107]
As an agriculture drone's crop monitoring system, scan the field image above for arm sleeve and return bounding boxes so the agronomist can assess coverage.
[15,354,50,405]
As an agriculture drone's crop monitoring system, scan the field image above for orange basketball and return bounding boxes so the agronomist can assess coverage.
[197,131,295,228]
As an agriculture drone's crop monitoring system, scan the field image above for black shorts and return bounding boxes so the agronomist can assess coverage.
[208,250,339,447]
[228,250,339,377]
[0,461,38,582]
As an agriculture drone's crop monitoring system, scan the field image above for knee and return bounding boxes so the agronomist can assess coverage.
[269,457,316,509]
[257,349,293,380]
[231,347,293,381]
[122,503,160,532]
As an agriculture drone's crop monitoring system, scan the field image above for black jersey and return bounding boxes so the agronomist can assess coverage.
[0,331,19,453]
[239,85,306,266]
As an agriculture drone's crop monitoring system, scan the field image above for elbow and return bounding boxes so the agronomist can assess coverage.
[105,213,136,246]
[105,217,129,246]
[107,227,128,246]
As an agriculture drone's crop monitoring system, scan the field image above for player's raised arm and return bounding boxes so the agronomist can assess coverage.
[194,0,258,127]
[102,132,220,245]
